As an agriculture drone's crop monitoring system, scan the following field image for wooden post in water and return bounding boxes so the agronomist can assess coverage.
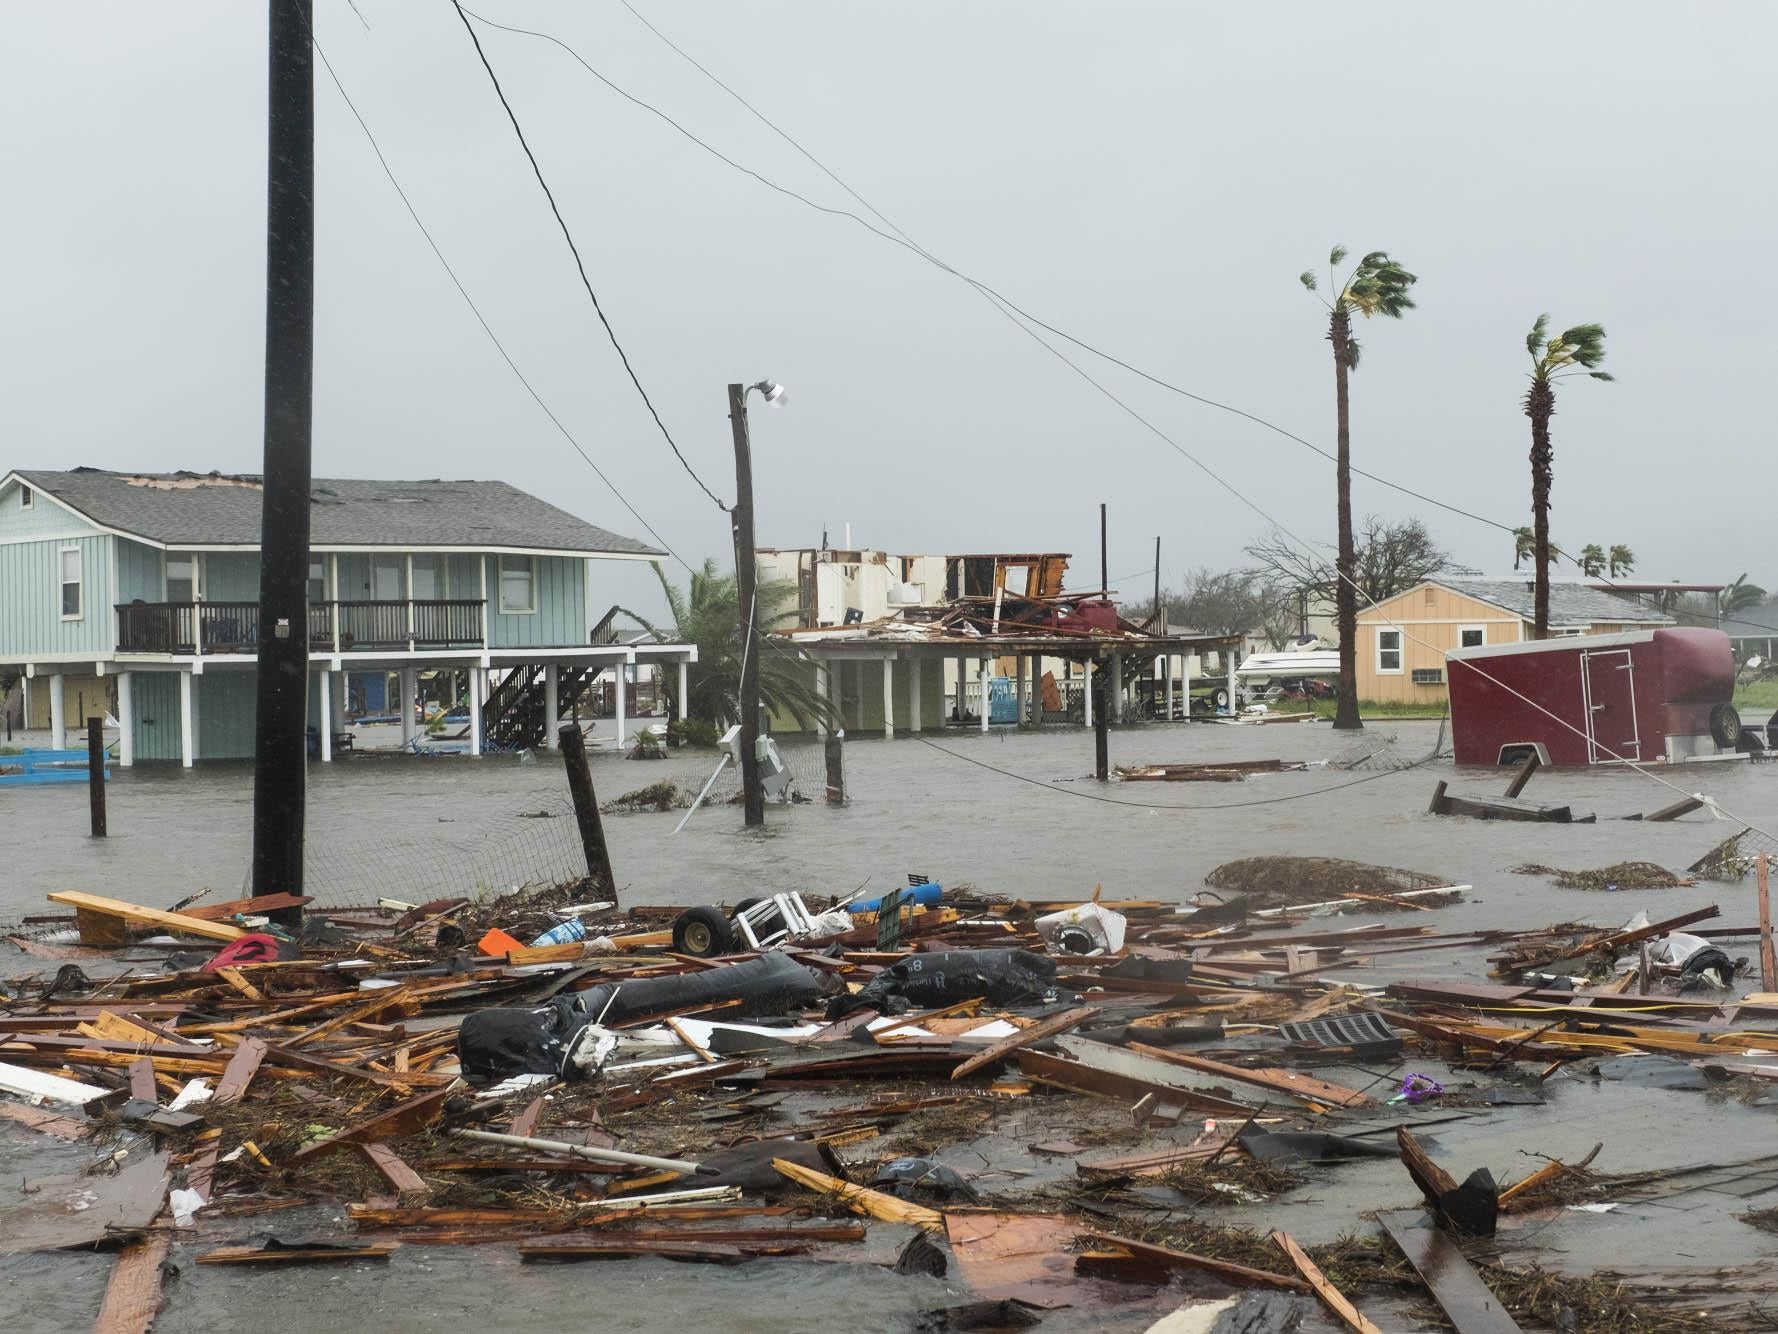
[557,724,614,899]
[825,729,846,806]
[1757,851,1775,993]
[1094,655,1110,782]
[87,716,106,838]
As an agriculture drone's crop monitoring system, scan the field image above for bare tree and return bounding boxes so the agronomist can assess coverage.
[1246,517,1450,609]
[1144,568,1294,648]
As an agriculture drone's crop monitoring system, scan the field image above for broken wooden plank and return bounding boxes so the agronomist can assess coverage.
[1075,1231,1308,1293]
[291,1086,452,1162]
[0,1101,86,1139]
[47,891,245,944]
[195,1242,398,1265]
[1398,1128,1496,1236]
[94,1232,172,1334]
[1019,1046,1254,1116]
[1759,852,1776,994]
[1646,796,1705,823]
[126,1056,158,1103]
[1124,1041,1370,1109]
[1272,1230,1380,1333]
[213,1036,268,1106]
[1379,1210,1523,1333]
[0,1058,123,1109]
[771,1157,942,1231]
[1501,751,1541,799]
[951,1006,1098,1080]
[358,1142,431,1200]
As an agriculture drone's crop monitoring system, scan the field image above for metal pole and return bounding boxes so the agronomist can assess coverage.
[1100,502,1108,594]
[251,0,314,913]
[729,383,764,827]
[558,723,615,897]
[87,717,106,838]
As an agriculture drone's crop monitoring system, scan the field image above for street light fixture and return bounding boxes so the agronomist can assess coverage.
[728,379,786,827]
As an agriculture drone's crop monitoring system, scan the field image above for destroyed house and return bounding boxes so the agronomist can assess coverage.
[0,468,694,764]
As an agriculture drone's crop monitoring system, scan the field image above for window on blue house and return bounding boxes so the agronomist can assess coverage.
[20,485,33,510]
[59,547,83,619]
[499,555,535,613]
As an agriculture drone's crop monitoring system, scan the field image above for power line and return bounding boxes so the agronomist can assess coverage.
[605,6,1778,638]
[448,1,729,514]
[306,29,691,571]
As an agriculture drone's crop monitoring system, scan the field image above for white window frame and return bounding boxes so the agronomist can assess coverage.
[59,545,83,621]
[20,484,33,510]
[498,554,536,615]
[1457,623,1487,650]
[1375,627,1403,674]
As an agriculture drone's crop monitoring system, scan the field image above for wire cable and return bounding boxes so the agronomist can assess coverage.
[448,1,729,514]
[307,29,692,571]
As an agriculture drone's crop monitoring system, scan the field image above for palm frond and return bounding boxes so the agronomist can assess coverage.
[1299,270,1318,292]
[1526,313,1550,358]
[1589,371,1615,381]
[1344,335,1362,371]
[1559,323,1608,368]
[1328,244,1348,268]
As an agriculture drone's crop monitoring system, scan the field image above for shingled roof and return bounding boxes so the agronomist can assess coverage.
[1434,577,1674,626]
[11,468,660,557]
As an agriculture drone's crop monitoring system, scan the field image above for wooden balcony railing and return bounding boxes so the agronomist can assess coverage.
[117,600,487,654]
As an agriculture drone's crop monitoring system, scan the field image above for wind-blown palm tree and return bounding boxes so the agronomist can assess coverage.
[1524,315,1613,637]
[1607,544,1635,578]
[1300,247,1418,730]
[1512,527,1536,571]
[1578,544,1606,578]
[625,560,832,730]
[1722,573,1768,617]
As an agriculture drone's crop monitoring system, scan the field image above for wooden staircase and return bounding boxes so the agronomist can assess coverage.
[482,662,602,751]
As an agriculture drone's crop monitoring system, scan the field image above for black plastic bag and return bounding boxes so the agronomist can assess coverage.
[456,996,583,1085]
[840,948,1057,1017]
[873,1156,981,1204]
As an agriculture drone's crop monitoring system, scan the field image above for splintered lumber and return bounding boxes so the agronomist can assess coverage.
[94,1233,172,1334]
[0,1102,85,1140]
[358,1142,431,1200]
[1378,1210,1523,1333]
[519,1240,748,1264]
[48,891,246,944]
[771,1157,943,1231]
[0,1058,122,1109]
[213,1037,268,1105]
[1501,750,1541,799]
[196,1242,398,1265]
[1018,1047,1254,1116]
[1075,1231,1308,1292]
[1272,1231,1381,1334]
[1123,1041,1370,1109]
[951,1006,1098,1080]
[1397,1128,1497,1237]
[1497,1143,1601,1212]
[290,1086,452,1162]
[180,893,310,922]
[1646,795,1705,822]
[126,1056,158,1103]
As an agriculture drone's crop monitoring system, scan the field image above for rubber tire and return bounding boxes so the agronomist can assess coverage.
[672,906,734,958]
[1709,702,1743,749]
[732,897,764,914]
[1211,687,1230,710]
[1055,926,1097,955]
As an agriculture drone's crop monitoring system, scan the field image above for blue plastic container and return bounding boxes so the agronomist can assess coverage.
[531,917,589,948]
[847,882,943,914]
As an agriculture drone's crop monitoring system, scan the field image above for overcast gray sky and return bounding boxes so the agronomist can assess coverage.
[4,2,1773,616]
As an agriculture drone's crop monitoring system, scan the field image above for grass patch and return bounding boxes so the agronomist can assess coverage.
[1274,697,1448,720]
[1733,679,1778,709]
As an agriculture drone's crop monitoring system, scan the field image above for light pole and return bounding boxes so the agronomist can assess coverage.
[728,379,786,828]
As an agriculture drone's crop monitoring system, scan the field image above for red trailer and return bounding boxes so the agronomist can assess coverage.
[1446,626,1744,767]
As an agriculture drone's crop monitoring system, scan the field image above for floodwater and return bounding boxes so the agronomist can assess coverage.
[4,717,1778,1331]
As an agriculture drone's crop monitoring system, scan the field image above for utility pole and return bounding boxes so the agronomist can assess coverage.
[1096,504,1110,779]
[1152,536,1161,623]
[251,0,315,905]
[728,384,764,827]
[1099,503,1109,595]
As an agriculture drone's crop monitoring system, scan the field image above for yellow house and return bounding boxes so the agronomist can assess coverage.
[1354,577,1673,704]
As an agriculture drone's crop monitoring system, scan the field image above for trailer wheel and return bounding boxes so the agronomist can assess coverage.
[1709,702,1742,749]
[672,906,733,958]
[1211,687,1230,710]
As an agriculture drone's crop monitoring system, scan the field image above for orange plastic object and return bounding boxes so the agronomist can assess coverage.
[477,927,524,957]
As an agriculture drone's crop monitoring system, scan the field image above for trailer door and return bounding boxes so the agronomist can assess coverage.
[1582,648,1640,763]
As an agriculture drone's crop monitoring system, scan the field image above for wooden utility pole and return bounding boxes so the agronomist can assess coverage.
[1758,851,1775,993]
[728,384,764,827]
[558,724,615,897]
[251,0,315,908]
[1094,656,1110,781]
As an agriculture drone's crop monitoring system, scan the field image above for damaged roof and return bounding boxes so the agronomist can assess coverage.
[10,468,661,556]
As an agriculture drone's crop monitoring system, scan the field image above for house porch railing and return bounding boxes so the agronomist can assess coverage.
[115,600,487,655]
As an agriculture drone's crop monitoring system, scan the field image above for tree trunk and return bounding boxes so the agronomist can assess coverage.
[1330,309,1361,730]
[1525,377,1555,639]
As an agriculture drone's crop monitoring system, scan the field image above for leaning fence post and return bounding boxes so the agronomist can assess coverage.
[825,728,846,806]
[87,715,107,838]
[1757,851,1775,993]
[558,723,614,899]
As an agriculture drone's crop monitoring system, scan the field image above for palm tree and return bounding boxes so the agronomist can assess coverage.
[1512,527,1536,571]
[1523,315,1613,637]
[1578,543,1606,578]
[1301,247,1418,730]
[625,560,833,730]
[1607,544,1635,578]
[1722,573,1768,616]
